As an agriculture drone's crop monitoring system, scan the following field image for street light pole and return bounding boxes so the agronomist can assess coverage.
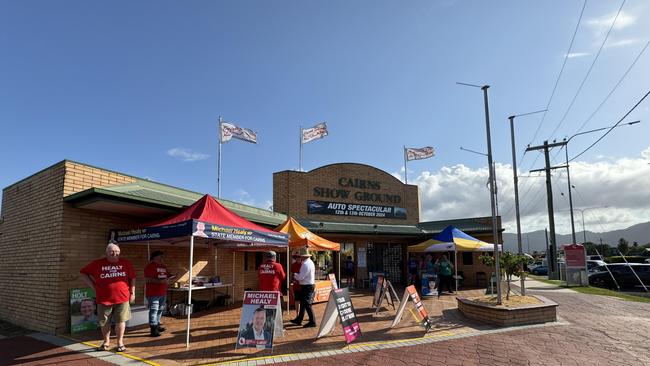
[457,82,501,304]
[572,206,608,244]
[507,109,546,296]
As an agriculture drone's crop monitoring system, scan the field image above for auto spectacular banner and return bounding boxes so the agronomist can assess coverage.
[307,200,407,219]
[111,219,288,246]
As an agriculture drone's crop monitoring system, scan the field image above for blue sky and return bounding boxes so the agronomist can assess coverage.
[2,0,649,234]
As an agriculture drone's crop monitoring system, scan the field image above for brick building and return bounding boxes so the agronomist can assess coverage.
[0,160,502,334]
[273,163,502,286]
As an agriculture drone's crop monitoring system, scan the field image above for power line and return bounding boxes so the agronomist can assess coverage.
[526,0,588,149]
[549,37,650,164]
[570,89,650,162]
[573,38,650,134]
[546,0,627,140]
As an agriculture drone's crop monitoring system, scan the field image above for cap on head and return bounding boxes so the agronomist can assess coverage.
[150,250,164,260]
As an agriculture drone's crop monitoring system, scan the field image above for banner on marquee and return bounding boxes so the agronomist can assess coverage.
[236,291,283,349]
[316,287,361,343]
[391,285,433,331]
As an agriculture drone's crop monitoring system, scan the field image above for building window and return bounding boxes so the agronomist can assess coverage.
[462,252,473,265]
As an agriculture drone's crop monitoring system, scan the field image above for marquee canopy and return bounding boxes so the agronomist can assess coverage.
[407,225,500,252]
[276,217,340,251]
[110,194,288,248]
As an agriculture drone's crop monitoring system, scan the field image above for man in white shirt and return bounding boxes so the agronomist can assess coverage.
[290,248,316,328]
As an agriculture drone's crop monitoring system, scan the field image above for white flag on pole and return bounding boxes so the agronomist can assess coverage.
[220,122,258,144]
[405,146,435,161]
[301,122,328,144]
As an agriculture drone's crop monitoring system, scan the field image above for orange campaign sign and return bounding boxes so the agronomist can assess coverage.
[391,285,433,331]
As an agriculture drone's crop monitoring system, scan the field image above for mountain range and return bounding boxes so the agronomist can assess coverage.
[502,221,650,254]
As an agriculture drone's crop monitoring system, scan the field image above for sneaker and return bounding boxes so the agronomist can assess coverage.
[302,322,316,328]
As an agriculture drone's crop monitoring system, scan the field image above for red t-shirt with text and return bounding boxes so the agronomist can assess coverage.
[144,261,171,297]
[80,258,136,305]
[258,261,286,292]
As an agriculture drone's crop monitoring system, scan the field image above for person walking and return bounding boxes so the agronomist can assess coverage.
[437,254,454,297]
[290,248,316,328]
[144,250,176,337]
[80,242,136,352]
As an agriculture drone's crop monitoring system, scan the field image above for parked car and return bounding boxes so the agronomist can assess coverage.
[587,259,607,272]
[587,255,604,261]
[588,264,650,290]
[532,265,548,275]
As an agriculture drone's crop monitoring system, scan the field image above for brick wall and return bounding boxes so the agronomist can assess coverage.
[0,162,67,333]
[274,163,420,224]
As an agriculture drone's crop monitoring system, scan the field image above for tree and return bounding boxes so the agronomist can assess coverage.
[478,251,530,300]
[617,238,629,255]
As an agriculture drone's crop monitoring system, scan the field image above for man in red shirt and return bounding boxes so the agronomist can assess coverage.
[80,242,135,352]
[258,251,285,295]
[144,250,176,337]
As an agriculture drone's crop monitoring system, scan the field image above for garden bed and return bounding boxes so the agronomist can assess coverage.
[457,295,557,327]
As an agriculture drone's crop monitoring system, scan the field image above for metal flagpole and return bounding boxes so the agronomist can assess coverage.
[403,145,409,184]
[186,235,195,348]
[218,116,223,198]
[299,126,303,172]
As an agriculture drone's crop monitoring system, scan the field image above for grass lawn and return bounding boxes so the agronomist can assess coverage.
[527,275,650,303]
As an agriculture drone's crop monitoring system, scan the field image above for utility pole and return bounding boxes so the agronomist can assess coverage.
[526,140,566,280]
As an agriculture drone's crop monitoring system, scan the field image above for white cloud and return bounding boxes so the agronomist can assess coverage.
[413,147,650,235]
[166,148,210,162]
[586,11,636,35]
[566,52,589,58]
[233,189,273,210]
[604,38,639,48]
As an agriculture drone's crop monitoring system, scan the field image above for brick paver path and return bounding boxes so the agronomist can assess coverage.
[283,281,650,365]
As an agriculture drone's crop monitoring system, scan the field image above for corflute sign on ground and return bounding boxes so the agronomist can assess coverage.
[236,291,283,350]
[391,285,433,331]
[316,287,361,343]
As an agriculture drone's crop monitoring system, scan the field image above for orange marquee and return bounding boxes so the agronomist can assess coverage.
[276,217,340,251]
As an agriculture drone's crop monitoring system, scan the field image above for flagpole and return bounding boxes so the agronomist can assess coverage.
[218,116,222,198]
[403,146,408,184]
[299,125,303,172]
